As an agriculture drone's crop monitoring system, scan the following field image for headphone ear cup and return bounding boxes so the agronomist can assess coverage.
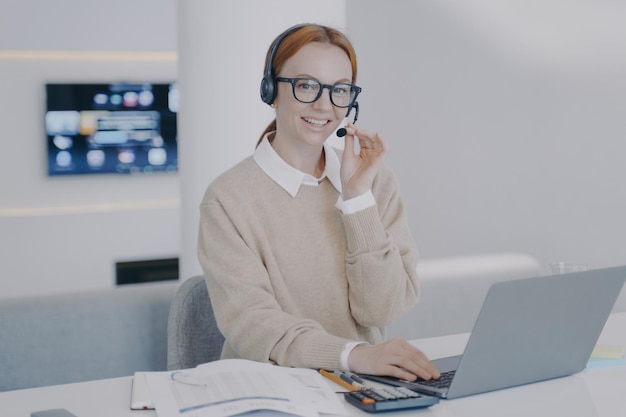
[260,24,306,106]
[260,75,275,105]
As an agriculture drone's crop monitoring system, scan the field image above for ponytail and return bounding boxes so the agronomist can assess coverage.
[256,119,277,147]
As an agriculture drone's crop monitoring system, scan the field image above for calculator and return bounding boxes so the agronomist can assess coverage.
[344,386,439,413]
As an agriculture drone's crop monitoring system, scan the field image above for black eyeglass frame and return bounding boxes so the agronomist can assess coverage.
[275,77,362,108]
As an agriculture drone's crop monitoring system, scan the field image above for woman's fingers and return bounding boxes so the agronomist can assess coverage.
[348,338,440,381]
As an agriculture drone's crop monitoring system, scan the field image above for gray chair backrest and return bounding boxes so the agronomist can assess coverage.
[166,275,225,370]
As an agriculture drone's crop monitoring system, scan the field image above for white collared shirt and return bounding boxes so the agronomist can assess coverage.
[253,134,375,214]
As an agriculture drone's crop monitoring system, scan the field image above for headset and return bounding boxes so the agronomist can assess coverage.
[260,24,306,105]
[259,24,360,124]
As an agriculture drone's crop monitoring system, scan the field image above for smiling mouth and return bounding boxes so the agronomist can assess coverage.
[302,117,330,127]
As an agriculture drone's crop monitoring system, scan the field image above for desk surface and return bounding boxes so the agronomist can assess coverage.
[3,312,625,417]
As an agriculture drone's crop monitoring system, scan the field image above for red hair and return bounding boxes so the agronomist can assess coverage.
[257,24,358,146]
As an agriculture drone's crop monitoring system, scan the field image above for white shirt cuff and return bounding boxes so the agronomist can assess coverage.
[340,341,369,371]
[335,190,376,215]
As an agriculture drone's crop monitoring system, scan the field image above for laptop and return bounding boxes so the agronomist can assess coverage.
[362,265,626,399]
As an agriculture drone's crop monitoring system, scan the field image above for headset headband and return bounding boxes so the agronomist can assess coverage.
[260,24,307,105]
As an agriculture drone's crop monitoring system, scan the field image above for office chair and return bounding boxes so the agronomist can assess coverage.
[166,275,225,370]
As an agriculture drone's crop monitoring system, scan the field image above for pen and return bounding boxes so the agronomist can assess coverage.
[333,371,368,390]
[319,369,359,392]
[343,371,371,389]
[336,370,365,390]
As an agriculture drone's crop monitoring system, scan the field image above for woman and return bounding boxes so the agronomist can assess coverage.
[198,23,439,382]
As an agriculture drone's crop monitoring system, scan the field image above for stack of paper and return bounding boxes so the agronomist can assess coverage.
[142,359,349,417]
[586,344,625,368]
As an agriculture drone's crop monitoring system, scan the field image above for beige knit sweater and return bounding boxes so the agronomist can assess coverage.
[198,155,419,370]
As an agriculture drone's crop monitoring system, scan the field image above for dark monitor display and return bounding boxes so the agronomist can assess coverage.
[45,82,178,176]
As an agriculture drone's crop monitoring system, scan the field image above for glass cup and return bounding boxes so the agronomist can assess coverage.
[550,261,588,275]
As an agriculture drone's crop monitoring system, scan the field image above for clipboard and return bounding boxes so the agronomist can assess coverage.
[130,372,155,410]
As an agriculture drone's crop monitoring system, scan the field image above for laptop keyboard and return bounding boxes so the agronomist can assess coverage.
[414,370,456,389]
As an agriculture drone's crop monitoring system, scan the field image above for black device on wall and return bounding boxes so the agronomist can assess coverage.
[45,82,178,176]
[116,257,179,285]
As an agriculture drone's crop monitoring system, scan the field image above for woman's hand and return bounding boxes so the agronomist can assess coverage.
[340,124,389,200]
[347,337,440,381]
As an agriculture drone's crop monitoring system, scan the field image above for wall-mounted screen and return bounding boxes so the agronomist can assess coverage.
[45,82,178,176]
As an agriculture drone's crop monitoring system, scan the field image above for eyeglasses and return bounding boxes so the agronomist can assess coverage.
[275,77,361,108]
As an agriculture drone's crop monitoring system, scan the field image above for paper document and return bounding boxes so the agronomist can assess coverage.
[587,344,625,368]
[145,359,348,417]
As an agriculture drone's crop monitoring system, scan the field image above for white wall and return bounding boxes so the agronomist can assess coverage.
[0,0,176,51]
[347,1,626,270]
[0,0,179,298]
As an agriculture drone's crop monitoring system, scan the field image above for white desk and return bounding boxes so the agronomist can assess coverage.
[2,312,625,417]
